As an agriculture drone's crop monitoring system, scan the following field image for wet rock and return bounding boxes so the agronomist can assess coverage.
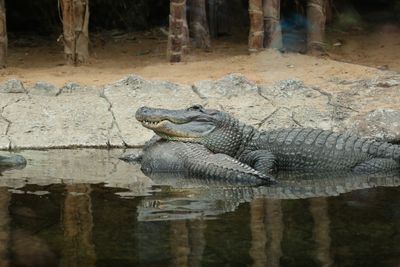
[29,81,60,96]
[348,109,400,143]
[192,73,259,99]
[0,79,26,93]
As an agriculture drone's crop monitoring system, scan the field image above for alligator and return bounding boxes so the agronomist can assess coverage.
[0,154,27,174]
[135,105,400,177]
[120,136,276,185]
[0,154,26,167]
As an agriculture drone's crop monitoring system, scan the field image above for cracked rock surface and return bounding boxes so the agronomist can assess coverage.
[0,72,399,150]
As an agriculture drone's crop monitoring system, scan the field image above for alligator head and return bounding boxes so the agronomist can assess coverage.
[135,105,244,156]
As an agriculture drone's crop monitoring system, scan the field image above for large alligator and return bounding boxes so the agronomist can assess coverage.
[135,105,400,177]
[120,137,276,185]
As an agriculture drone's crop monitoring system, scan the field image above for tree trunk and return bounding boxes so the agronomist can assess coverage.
[307,0,326,55]
[168,0,187,62]
[0,188,10,266]
[263,0,282,49]
[61,184,96,267]
[0,0,7,68]
[182,2,190,55]
[60,0,90,65]
[189,0,211,50]
[248,0,264,52]
[170,220,189,267]
[309,198,333,267]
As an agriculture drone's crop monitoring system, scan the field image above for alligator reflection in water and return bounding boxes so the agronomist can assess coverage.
[138,170,400,221]
[0,149,398,266]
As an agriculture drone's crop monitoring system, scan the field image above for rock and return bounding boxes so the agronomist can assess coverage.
[0,79,26,93]
[60,82,82,93]
[3,92,123,149]
[191,74,272,128]
[29,81,60,96]
[192,73,259,99]
[59,82,99,95]
[259,80,333,130]
[260,79,310,97]
[372,76,400,88]
[348,109,400,143]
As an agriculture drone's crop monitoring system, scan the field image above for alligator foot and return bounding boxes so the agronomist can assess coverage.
[353,158,400,173]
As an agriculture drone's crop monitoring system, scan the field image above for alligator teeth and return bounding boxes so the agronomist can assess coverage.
[142,120,160,125]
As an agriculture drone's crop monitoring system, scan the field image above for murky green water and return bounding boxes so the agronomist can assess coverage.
[0,149,399,267]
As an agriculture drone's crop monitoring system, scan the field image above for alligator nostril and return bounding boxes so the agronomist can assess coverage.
[136,107,149,118]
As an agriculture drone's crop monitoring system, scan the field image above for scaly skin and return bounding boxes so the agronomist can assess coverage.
[0,154,27,174]
[135,105,400,174]
[120,137,276,185]
[0,154,26,167]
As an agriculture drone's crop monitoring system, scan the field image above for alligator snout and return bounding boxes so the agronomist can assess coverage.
[135,106,153,121]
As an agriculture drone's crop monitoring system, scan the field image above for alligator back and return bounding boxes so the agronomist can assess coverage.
[257,128,400,170]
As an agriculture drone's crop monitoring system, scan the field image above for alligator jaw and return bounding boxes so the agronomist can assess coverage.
[138,119,169,130]
[136,106,218,140]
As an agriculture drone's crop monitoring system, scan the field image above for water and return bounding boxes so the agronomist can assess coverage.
[0,149,399,267]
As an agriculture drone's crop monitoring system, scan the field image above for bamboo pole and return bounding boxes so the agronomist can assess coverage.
[60,0,90,65]
[248,0,264,52]
[189,0,211,50]
[0,0,7,68]
[168,0,187,62]
[263,0,282,49]
[307,0,326,55]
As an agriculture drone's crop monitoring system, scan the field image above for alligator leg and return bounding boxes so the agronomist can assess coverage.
[119,152,143,163]
[353,158,400,173]
[239,150,277,174]
[183,144,276,185]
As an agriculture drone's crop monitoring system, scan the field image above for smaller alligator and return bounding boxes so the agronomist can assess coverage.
[0,154,26,167]
[120,137,276,185]
[135,105,400,176]
[0,154,27,174]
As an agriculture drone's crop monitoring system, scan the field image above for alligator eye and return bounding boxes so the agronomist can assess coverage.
[187,105,204,111]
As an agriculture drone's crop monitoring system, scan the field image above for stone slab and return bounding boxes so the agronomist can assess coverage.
[3,94,123,149]
[0,73,400,150]
[193,74,275,127]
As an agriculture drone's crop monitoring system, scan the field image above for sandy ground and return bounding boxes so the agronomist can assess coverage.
[0,25,399,88]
